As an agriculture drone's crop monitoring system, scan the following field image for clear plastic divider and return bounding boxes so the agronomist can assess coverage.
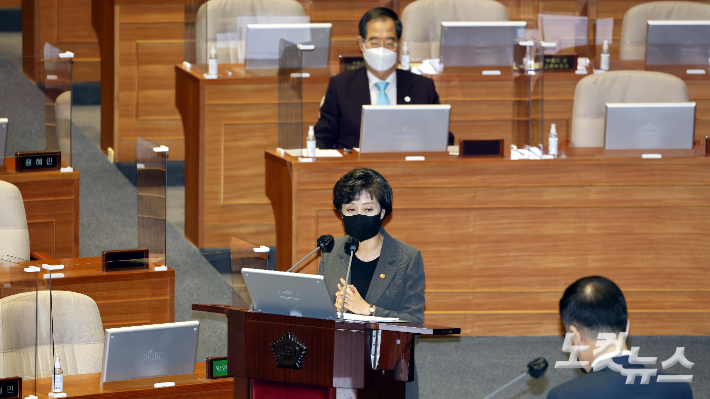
[0,46,74,170]
[136,137,168,265]
[278,40,305,152]
[0,256,48,396]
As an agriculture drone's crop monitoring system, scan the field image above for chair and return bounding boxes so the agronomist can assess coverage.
[570,71,689,147]
[0,181,30,262]
[0,291,104,379]
[620,1,710,60]
[195,0,306,64]
[400,0,510,61]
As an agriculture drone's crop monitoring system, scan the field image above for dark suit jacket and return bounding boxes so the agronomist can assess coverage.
[547,356,693,399]
[314,67,442,149]
[317,227,425,323]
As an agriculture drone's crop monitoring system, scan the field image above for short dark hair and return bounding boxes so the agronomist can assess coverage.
[333,168,393,218]
[358,7,402,40]
[559,276,628,335]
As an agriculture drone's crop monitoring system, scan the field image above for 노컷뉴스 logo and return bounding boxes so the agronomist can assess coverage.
[142,349,163,362]
[271,332,308,370]
[556,332,694,384]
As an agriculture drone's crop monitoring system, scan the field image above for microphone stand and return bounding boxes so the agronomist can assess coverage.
[339,250,355,320]
[481,358,548,399]
[286,247,319,273]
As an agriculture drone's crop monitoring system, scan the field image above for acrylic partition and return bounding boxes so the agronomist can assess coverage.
[0,256,49,396]
[278,40,305,153]
[184,0,398,68]
[412,25,544,155]
[0,45,74,171]
[136,137,168,264]
[229,237,270,306]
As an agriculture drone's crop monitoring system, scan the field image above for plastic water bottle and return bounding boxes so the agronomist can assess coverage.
[208,45,218,76]
[600,40,610,71]
[306,126,316,158]
[548,124,558,158]
[400,42,410,71]
[52,357,63,393]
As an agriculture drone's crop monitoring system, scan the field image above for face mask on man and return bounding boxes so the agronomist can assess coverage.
[362,47,398,72]
[342,214,382,242]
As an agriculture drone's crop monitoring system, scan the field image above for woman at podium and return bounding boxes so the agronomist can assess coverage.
[318,168,425,323]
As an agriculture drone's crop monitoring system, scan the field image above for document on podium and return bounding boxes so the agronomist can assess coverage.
[339,313,402,323]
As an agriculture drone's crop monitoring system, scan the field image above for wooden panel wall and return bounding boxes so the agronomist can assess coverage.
[0,0,21,7]
[266,153,710,336]
[22,0,100,82]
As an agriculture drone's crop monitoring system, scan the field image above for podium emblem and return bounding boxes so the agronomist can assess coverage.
[270,332,308,370]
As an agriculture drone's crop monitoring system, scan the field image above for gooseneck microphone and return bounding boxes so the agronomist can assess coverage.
[482,358,548,399]
[286,235,335,273]
[338,237,360,319]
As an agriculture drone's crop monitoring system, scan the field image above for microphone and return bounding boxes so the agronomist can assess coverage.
[482,358,548,399]
[286,235,335,273]
[338,237,359,319]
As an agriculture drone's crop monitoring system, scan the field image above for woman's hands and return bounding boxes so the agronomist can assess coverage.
[334,278,371,315]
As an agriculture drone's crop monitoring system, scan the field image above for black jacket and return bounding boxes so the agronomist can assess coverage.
[314,67,442,149]
[547,356,693,399]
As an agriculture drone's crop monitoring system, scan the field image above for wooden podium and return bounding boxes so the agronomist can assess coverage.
[193,305,460,399]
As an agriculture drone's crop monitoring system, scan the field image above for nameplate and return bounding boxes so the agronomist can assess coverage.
[15,151,61,172]
[0,377,22,399]
[102,249,149,272]
[459,139,504,158]
[206,357,229,379]
[543,55,577,71]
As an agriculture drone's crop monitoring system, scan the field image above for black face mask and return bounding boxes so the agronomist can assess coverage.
[342,214,382,242]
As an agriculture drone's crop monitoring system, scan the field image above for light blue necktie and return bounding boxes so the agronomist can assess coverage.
[374,81,390,105]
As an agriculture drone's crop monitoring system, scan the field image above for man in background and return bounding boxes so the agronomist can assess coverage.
[314,7,443,149]
[547,276,693,398]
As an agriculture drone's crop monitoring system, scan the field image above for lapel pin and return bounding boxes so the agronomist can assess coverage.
[404,96,411,103]
[380,274,385,279]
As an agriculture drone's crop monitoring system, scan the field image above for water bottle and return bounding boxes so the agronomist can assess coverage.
[306,126,316,158]
[208,45,218,76]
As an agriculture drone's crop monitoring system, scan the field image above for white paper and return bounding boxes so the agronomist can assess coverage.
[284,148,343,158]
[340,313,401,323]
[595,18,614,45]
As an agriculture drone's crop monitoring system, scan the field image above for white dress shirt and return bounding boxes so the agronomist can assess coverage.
[591,350,633,371]
[367,70,397,105]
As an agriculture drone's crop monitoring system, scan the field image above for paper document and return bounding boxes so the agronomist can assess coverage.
[339,313,401,323]
[283,148,343,157]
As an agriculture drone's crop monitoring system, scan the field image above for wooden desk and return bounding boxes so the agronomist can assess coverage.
[0,257,175,331]
[265,150,710,336]
[0,158,79,258]
[92,0,191,162]
[22,363,232,399]
[175,63,536,248]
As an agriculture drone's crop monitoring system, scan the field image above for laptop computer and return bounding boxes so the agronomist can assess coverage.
[359,105,451,153]
[440,21,527,67]
[646,21,710,66]
[241,268,338,320]
[100,321,200,387]
[245,23,332,69]
[604,103,696,150]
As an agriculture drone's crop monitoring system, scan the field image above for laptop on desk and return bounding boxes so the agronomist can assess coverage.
[241,268,401,322]
[359,105,451,154]
[100,321,200,387]
[604,103,696,151]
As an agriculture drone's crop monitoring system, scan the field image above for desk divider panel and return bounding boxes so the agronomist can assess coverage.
[1,44,74,169]
[0,257,49,395]
[136,138,168,265]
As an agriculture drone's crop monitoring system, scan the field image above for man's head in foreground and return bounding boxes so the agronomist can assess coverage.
[560,276,629,371]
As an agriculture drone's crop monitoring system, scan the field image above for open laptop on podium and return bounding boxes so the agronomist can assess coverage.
[242,268,400,322]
